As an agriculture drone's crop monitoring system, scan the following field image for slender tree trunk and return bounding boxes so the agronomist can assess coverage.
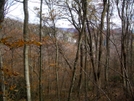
[129,33,134,100]
[97,0,107,87]
[52,26,60,101]
[86,18,96,83]
[47,56,51,95]
[54,23,60,101]
[67,1,87,100]
[105,0,110,84]
[129,33,133,81]
[0,1,5,101]
[0,51,6,101]
[55,47,60,101]
[95,0,107,99]
[39,0,43,101]
[0,0,5,23]
[77,43,83,98]
[11,49,14,88]
[67,34,82,101]
[23,0,31,101]
[30,55,34,101]
[121,0,126,89]
[120,0,129,95]
[84,35,88,101]
[116,0,134,99]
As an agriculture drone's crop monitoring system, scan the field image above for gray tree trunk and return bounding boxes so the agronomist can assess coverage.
[67,0,87,101]
[115,0,134,99]
[23,0,31,101]
[77,43,83,98]
[105,0,110,84]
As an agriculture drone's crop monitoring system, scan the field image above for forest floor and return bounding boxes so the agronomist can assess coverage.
[28,82,132,101]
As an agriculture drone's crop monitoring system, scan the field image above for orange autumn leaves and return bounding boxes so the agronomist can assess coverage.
[0,37,43,49]
[1,67,19,77]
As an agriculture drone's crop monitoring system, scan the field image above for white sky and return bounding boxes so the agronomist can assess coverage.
[6,0,73,28]
[6,0,124,29]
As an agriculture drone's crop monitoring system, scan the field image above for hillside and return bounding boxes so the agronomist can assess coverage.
[0,16,133,101]
[0,0,134,100]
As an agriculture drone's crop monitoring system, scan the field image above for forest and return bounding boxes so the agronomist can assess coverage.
[0,0,134,101]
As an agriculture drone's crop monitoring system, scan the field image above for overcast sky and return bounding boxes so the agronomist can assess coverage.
[5,0,124,29]
[6,0,73,28]
[6,0,39,22]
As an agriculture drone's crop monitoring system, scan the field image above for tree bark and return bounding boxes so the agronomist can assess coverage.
[84,35,88,101]
[0,0,5,23]
[77,43,83,98]
[95,0,107,99]
[39,0,43,101]
[105,0,110,84]
[23,0,31,101]
[0,0,5,101]
[0,51,6,101]
[97,0,107,87]
[67,0,87,101]
[116,0,134,99]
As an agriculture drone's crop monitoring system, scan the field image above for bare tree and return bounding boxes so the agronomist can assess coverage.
[115,0,134,99]
[64,0,87,100]
[105,0,110,84]
[23,0,31,101]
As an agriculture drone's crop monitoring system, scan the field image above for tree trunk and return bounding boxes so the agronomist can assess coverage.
[96,0,107,99]
[84,35,88,101]
[105,0,110,85]
[54,26,60,101]
[0,0,5,23]
[0,0,5,101]
[0,51,6,101]
[77,44,83,98]
[39,0,43,101]
[23,0,31,101]
[67,1,87,101]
